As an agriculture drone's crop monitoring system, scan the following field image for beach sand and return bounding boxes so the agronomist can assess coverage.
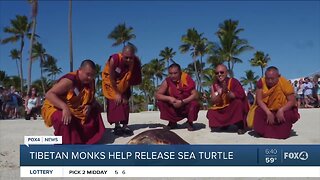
[0,108,319,179]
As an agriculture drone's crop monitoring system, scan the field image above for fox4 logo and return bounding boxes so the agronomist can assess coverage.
[283,151,308,161]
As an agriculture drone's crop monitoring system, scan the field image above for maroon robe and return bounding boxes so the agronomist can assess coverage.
[43,72,105,144]
[102,53,141,125]
[157,73,200,123]
[207,78,249,128]
[253,79,300,139]
[51,108,105,144]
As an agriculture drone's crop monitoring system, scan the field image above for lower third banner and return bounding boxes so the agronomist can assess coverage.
[20,144,320,166]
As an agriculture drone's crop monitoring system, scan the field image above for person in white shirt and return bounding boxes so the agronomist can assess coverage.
[303,77,315,108]
[25,87,40,120]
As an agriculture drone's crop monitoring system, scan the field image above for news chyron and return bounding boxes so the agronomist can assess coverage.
[20,136,320,177]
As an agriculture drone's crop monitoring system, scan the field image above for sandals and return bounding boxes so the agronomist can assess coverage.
[113,126,134,136]
[123,127,134,136]
[113,126,124,136]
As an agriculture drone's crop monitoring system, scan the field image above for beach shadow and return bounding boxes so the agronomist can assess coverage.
[178,122,206,131]
[128,123,165,131]
[98,128,116,144]
[211,125,243,134]
[248,130,261,138]
[247,130,298,138]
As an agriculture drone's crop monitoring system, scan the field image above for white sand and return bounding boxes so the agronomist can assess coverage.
[0,108,319,179]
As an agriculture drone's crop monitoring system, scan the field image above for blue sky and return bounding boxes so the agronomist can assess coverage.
[0,1,319,84]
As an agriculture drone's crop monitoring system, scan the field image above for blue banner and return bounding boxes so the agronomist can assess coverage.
[20,145,320,166]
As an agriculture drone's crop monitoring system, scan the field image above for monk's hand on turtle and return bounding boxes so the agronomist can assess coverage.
[62,107,72,125]
[266,111,275,125]
[276,108,286,123]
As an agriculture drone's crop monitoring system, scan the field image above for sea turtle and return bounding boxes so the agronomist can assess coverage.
[127,129,189,144]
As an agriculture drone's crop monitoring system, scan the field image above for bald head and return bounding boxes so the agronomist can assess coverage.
[216,64,228,71]
[80,59,96,70]
[122,44,136,54]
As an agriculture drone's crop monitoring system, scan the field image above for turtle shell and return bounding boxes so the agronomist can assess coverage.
[127,129,189,145]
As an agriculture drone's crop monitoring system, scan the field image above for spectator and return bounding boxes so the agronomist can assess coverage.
[25,87,41,120]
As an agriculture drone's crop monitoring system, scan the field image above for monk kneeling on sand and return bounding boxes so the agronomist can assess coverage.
[155,63,200,131]
[206,64,248,135]
[41,60,105,144]
[251,66,300,139]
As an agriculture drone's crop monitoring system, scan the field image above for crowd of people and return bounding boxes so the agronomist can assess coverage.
[1,44,319,144]
[0,85,42,120]
[291,77,320,108]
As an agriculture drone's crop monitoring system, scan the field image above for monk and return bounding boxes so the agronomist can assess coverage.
[102,44,141,136]
[155,63,200,131]
[252,66,300,139]
[206,64,248,134]
[41,60,105,144]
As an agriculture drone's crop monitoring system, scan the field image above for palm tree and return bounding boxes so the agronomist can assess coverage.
[9,49,21,77]
[27,0,38,93]
[180,28,208,93]
[159,47,176,69]
[132,93,145,112]
[149,58,166,87]
[32,42,49,94]
[108,23,136,47]
[240,70,260,90]
[69,0,74,72]
[216,19,253,77]
[249,51,271,76]
[183,61,205,91]
[1,15,32,92]
[139,76,155,105]
[202,67,215,88]
[0,70,8,86]
[43,56,62,81]
[32,77,52,95]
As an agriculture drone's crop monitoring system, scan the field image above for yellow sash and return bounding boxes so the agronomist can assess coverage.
[210,78,232,110]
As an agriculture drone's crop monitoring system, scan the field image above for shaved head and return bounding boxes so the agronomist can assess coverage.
[122,44,136,54]
[216,64,228,71]
[80,59,96,70]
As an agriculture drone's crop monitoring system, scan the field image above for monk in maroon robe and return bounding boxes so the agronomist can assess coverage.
[102,44,141,136]
[206,64,248,134]
[156,63,200,131]
[252,66,300,139]
[41,60,105,144]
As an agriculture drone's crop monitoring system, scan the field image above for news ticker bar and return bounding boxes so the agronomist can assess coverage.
[20,145,320,166]
[20,166,320,177]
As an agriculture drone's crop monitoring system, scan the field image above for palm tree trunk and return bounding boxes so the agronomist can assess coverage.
[27,16,37,93]
[192,56,201,92]
[15,60,20,78]
[198,55,205,93]
[40,56,46,94]
[261,66,264,77]
[19,38,24,93]
[69,0,73,72]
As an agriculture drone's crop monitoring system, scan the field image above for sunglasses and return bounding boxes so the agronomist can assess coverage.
[215,71,225,75]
